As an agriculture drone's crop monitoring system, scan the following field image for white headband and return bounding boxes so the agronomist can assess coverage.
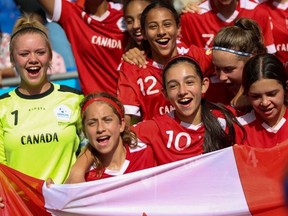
[212,46,252,57]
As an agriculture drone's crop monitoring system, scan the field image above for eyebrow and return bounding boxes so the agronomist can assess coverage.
[166,75,197,84]
[248,89,279,95]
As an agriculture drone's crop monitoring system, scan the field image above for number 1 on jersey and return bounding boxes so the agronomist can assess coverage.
[11,110,18,126]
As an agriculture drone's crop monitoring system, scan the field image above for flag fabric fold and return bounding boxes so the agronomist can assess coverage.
[1,143,288,216]
[0,163,49,216]
[234,141,288,216]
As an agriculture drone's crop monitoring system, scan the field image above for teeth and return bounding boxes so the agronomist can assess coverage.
[135,32,142,36]
[179,98,190,103]
[157,38,169,43]
[27,67,40,70]
[97,136,109,142]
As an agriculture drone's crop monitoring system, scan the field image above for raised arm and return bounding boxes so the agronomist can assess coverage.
[36,0,55,18]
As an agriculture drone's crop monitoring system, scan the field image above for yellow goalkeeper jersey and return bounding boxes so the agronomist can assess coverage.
[0,83,83,183]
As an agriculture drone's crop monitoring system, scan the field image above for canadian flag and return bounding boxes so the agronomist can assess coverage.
[1,141,288,216]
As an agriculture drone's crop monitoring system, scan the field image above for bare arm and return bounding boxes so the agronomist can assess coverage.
[65,148,94,184]
[36,0,55,18]
[46,148,93,185]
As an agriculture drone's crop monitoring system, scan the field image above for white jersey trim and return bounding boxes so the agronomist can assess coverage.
[52,0,62,22]
[90,11,110,22]
[217,11,239,23]
[267,44,277,54]
[199,1,212,15]
[180,121,202,130]
[217,117,227,130]
[273,1,288,10]
[152,61,163,69]
[262,118,286,133]
[236,110,256,126]
[124,105,141,117]
[239,0,258,10]
[237,110,286,133]
[129,141,147,153]
[110,2,123,10]
[104,160,130,176]
[168,110,227,130]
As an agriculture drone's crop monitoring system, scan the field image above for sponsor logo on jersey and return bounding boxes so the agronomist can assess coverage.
[91,36,122,49]
[54,105,72,121]
[21,133,59,145]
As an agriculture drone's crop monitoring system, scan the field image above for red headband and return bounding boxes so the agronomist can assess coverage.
[81,97,124,118]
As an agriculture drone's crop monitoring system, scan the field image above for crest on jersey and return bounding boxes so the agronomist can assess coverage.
[117,17,127,32]
[206,49,212,55]
[54,105,72,121]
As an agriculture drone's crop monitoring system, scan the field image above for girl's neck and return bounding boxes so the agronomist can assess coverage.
[102,142,127,171]
[175,109,202,126]
[213,0,237,19]
[18,82,51,96]
[151,49,178,66]
[86,1,108,17]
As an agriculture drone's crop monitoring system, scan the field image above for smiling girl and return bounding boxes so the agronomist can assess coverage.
[123,0,152,51]
[0,15,83,184]
[118,1,212,124]
[64,55,244,182]
[235,53,288,148]
[132,55,244,164]
[208,18,267,107]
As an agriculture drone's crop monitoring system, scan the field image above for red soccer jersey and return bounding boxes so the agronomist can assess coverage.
[132,111,229,165]
[256,1,288,72]
[117,45,212,121]
[180,0,276,53]
[118,59,174,121]
[85,143,155,181]
[204,74,235,105]
[53,0,129,95]
[235,108,288,148]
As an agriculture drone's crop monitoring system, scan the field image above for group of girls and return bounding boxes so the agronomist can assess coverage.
[62,1,288,183]
[0,0,287,203]
[0,0,287,210]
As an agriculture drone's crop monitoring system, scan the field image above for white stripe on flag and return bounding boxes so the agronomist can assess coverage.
[43,147,251,216]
